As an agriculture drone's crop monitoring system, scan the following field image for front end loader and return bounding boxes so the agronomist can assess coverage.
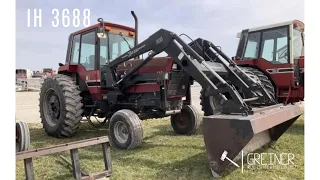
[100,28,301,177]
[39,11,302,177]
[188,38,302,176]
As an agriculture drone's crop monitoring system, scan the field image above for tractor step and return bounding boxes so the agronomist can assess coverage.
[202,103,302,177]
[16,136,112,180]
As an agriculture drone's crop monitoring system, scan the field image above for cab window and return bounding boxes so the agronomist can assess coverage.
[70,35,80,64]
[260,26,289,64]
[79,31,96,71]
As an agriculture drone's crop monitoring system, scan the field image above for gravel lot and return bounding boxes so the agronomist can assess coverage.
[16,91,42,123]
[15,85,204,124]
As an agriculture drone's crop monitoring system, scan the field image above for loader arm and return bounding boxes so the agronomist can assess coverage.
[189,38,277,105]
[104,28,253,115]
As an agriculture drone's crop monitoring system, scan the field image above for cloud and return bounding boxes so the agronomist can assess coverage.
[16,0,304,70]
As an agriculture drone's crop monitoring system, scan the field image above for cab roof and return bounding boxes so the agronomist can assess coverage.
[246,19,304,32]
[71,22,135,35]
[237,19,304,37]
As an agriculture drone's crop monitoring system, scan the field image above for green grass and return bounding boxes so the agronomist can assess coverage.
[16,114,304,180]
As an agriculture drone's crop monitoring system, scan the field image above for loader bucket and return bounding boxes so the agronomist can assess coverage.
[203,103,302,177]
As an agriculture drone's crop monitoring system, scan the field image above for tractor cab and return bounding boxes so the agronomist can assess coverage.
[235,20,304,64]
[95,22,136,87]
[61,13,175,100]
[60,19,137,99]
[234,20,305,103]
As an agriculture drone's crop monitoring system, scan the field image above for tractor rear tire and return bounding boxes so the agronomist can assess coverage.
[200,67,276,116]
[109,109,143,149]
[200,88,214,116]
[171,105,201,135]
[39,74,83,138]
[241,67,276,100]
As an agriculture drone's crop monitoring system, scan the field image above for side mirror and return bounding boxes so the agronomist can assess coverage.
[232,56,241,61]
[97,18,107,39]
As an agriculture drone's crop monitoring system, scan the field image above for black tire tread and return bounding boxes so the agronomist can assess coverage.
[200,67,276,116]
[110,109,143,149]
[241,67,276,100]
[39,74,83,138]
[171,105,201,135]
[187,105,201,134]
[200,89,213,116]
[16,121,30,152]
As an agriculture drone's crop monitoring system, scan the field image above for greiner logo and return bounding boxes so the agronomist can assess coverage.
[246,152,295,170]
[220,150,296,173]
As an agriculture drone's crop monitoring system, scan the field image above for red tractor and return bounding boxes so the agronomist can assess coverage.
[233,20,304,104]
[39,11,302,176]
[42,68,55,78]
[39,11,203,150]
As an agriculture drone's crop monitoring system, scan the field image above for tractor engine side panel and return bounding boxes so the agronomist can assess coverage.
[117,57,190,113]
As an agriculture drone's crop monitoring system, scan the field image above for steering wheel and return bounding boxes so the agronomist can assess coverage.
[278,50,288,61]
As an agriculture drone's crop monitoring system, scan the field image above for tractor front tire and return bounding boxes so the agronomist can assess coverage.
[39,74,83,138]
[16,121,30,152]
[171,105,201,135]
[109,109,143,149]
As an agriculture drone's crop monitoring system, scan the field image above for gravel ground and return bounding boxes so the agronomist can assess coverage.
[15,84,303,123]
[16,91,42,123]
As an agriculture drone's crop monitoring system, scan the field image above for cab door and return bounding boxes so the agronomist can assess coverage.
[69,29,101,100]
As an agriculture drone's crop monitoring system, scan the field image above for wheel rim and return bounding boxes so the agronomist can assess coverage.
[16,122,29,152]
[209,95,223,114]
[175,109,190,129]
[114,121,129,144]
[208,82,231,114]
[43,88,61,126]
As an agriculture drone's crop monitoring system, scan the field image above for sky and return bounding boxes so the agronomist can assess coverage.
[16,0,304,71]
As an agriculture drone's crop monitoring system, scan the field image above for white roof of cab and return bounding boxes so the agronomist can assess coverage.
[236,19,304,37]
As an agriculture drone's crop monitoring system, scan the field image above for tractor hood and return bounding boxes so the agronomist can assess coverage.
[116,57,228,76]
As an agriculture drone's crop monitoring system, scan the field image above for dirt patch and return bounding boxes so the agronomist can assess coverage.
[16,91,41,123]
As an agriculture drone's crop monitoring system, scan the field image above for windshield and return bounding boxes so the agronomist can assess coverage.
[243,26,289,64]
[100,32,135,66]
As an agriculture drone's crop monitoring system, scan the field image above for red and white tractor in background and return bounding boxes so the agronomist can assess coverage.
[232,20,304,104]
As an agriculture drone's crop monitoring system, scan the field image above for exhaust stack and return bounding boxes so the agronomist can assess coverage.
[131,11,138,46]
[203,103,302,177]
[131,11,139,59]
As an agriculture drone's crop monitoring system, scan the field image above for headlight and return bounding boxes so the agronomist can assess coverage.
[164,73,169,80]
